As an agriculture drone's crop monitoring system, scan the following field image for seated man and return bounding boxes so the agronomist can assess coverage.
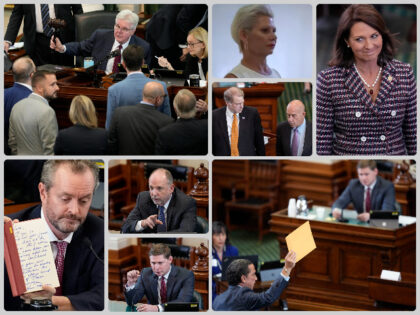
[4,160,104,311]
[125,243,194,312]
[50,9,151,72]
[121,168,197,233]
[213,251,296,311]
[332,160,396,222]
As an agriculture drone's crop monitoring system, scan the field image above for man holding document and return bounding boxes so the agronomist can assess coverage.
[4,160,104,311]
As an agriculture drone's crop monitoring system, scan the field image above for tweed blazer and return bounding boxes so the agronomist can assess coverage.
[316,59,416,155]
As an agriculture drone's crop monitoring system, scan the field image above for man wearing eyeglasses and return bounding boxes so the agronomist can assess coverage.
[50,9,151,73]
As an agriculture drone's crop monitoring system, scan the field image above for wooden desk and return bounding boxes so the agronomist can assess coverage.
[269,208,415,311]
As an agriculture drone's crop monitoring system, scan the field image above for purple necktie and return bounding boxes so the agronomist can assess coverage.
[54,241,68,296]
[291,128,299,156]
[160,277,167,303]
[112,44,122,73]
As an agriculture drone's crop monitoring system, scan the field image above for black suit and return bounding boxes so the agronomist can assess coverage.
[212,106,265,156]
[4,205,104,311]
[54,124,107,155]
[183,55,208,79]
[4,4,83,66]
[121,187,197,233]
[276,120,312,156]
[125,265,194,307]
[155,118,207,155]
[108,102,173,155]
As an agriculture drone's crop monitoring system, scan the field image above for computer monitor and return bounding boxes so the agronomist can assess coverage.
[369,210,399,229]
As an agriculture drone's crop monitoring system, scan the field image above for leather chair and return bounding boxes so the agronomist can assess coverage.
[195,216,209,233]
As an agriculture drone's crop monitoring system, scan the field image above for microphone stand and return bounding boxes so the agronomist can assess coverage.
[91,50,120,88]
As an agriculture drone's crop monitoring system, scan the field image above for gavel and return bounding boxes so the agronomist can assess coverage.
[48,19,66,43]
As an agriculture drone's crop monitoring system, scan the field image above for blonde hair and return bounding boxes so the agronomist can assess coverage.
[69,95,98,128]
[188,27,208,59]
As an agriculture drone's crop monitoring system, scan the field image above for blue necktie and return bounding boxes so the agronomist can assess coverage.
[41,4,53,37]
[157,206,167,232]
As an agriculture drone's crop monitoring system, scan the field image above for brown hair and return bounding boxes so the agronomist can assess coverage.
[31,70,55,89]
[328,4,397,67]
[69,95,98,128]
[357,160,377,170]
[149,243,171,258]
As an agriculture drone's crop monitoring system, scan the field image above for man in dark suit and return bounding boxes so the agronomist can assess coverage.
[50,9,151,72]
[155,89,207,155]
[4,56,35,154]
[213,251,296,311]
[121,168,197,233]
[4,160,104,311]
[108,81,173,155]
[332,160,396,222]
[4,4,83,66]
[213,87,265,156]
[125,243,194,311]
[276,99,312,156]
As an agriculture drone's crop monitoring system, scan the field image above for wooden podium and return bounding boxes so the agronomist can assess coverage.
[269,209,415,311]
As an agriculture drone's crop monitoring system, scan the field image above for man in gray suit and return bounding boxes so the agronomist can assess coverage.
[8,70,59,155]
[108,81,173,155]
[105,44,171,129]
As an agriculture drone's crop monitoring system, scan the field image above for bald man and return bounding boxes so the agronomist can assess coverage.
[276,100,312,156]
[4,57,36,154]
[108,81,173,155]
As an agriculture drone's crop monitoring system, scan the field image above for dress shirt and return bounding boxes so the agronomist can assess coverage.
[363,180,376,212]
[35,4,56,34]
[198,62,205,81]
[225,107,240,146]
[105,39,131,74]
[135,195,173,232]
[289,119,306,156]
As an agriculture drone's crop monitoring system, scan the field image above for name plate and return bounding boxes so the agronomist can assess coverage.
[380,270,401,281]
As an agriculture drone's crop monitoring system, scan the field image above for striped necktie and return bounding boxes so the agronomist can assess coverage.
[54,241,68,296]
[157,205,167,232]
[41,4,53,37]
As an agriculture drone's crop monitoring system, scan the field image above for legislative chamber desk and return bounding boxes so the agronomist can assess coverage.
[4,69,207,129]
[269,208,416,311]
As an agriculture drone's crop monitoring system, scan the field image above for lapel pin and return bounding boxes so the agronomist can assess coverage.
[387,75,393,82]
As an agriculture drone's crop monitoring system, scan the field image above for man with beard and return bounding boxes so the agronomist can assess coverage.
[8,70,59,155]
[4,160,104,311]
[121,168,197,233]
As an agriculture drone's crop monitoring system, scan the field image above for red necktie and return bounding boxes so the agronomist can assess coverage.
[365,187,371,213]
[160,277,167,303]
[54,241,68,296]
[112,44,122,73]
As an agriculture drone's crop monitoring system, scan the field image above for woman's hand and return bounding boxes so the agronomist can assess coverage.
[157,57,174,70]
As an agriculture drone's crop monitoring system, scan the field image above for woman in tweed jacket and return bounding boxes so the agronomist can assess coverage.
[316,4,416,155]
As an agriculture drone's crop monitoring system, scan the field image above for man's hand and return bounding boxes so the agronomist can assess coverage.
[20,284,55,304]
[4,216,19,224]
[357,212,370,222]
[196,99,208,113]
[50,36,64,53]
[4,42,10,53]
[126,269,140,287]
[141,215,163,230]
[52,296,75,311]
[137,303,159,312]
[332,208,341,219]
[284,250,297,272]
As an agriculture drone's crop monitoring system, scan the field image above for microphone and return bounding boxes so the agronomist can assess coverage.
[338,208,349,223]
[83,237,104,264]
[107,49,121,59]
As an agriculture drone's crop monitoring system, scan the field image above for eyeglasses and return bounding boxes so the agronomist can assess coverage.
[187,41,203,48]
[114,24,133,33]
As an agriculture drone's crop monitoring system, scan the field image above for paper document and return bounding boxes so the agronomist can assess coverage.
[285,221,316,263]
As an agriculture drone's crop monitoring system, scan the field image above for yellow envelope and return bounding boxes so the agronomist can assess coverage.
[285,221,316,263]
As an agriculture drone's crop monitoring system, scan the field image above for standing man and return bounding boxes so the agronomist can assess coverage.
[8,70,59,155]
[4,4,83,66]
[125,243,194,312]
[121,168,197,233]
[4,160,104,311]
[276,99,312,156]
[4,56,36,154]
[155,89,207,155]
[213,251,296,310]
[213,87,265,156]
[108,81,173,155]
[50,9,151,72]
[105,44,171,129]
[332,160,396,222]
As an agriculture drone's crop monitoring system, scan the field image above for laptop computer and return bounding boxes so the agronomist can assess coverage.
[369,210,399,229]
[221,255,259,281]
[259,260,284,282]
[162,302,199,312]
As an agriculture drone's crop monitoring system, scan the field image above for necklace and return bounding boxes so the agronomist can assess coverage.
[354,64,382,95]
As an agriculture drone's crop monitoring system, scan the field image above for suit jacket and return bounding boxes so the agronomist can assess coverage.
[155,118,208,155]
[4,83,32,154]
[108,102,173,155]
[276,120,312,156]
[54,124,108,155]
[183,55,208,80]
[332,176,395,213]
[8,93,58,155]
[213,106,265,156]
[213,276,289,311]
[65,29,151,69]
[105,73,171,129]
[4,205,104,311]
[317,59,417,155]
[121,187,197,233]
[4,5,82,57]
[124,265,194,306]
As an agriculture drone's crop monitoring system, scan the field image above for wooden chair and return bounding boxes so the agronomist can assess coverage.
[224,161,280,242]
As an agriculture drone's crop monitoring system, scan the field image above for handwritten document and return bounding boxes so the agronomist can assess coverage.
[13,219,59,293]
[285,221,316,263]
